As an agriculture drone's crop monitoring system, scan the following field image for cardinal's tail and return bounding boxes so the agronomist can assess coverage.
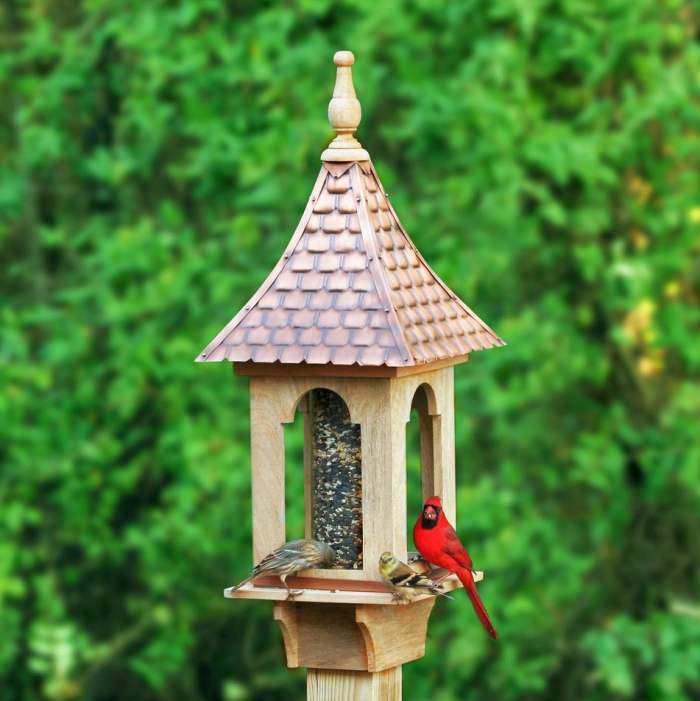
[456,568,498,639]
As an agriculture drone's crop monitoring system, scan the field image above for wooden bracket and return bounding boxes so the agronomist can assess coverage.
[356,599,435,671]
[273,599,436,672]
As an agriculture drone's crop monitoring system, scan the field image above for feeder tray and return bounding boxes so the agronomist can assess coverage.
[224,567,484,605]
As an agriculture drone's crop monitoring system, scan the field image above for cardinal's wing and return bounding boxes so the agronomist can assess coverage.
[443,525,474,570]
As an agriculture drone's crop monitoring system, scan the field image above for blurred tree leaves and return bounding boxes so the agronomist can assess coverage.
[1,0,699,699]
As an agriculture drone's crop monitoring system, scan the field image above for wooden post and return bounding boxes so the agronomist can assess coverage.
[249,377,286,562]
[308,668,401,700]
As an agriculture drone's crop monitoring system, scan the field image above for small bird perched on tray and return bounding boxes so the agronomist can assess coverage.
[378,552,452,603]
[230,539,336,599]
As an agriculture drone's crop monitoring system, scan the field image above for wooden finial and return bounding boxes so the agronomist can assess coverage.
[321,51,369,162]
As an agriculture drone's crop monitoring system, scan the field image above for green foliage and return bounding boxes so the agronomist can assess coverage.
[2,1,699,699]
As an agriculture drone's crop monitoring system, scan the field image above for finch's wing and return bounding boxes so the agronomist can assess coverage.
[251,551,282,576]
[233,548,280,589]
[278,540,307,555]
[254,541,303,573]
[390,561,438,591]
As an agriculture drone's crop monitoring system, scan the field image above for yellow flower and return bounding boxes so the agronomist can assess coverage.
[664,280,681,299]
[622,299,655,342]
[627,174,652,204]
[637,352,664,378]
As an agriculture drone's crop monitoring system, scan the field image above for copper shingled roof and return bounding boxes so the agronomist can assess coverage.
[197,52,504,367]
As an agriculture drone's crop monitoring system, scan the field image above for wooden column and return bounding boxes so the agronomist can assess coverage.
[249,377,286,562]
[431,367,456,526]
[360,378,407,576]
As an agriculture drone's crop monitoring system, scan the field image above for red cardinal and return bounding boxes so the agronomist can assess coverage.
[413,496,497,639]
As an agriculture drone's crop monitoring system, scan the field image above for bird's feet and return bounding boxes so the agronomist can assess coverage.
[391,591,408,605]
[285,589,304,601]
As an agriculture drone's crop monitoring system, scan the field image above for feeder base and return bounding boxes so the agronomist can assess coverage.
[273,598,435,672]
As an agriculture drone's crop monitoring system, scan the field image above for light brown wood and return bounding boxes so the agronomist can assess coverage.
[275,603,368,670]
[301,397,313,539]
[274,602,300,667]
[247,366,457,575]
[307,667,401,701]
[321,51,370,162]
[356,598,435,671]
[437,368,456,526]
[273,600,437,673]
[231,584,396,606]
[234,354,468,379]
[301,604,368,670]
[361,379,406,577]
[249,378,286,563]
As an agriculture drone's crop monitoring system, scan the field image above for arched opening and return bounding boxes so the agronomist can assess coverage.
[406,384,439,547]
[286,388,362,570]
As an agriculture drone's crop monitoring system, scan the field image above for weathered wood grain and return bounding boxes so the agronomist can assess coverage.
[307,667,401,701]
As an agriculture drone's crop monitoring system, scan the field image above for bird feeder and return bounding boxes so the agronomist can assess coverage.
[198,51,503,701]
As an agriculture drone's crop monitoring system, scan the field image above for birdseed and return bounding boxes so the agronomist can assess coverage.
[310,389,363,569]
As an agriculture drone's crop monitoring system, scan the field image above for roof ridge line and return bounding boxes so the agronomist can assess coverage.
[196,166,330,362]
[349,162,413,365]
[366,161,505,347]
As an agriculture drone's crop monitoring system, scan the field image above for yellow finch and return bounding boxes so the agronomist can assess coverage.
[231,539,335,599]
[378,551,452,603]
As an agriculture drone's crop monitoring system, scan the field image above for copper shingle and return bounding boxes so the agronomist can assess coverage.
[198,160,504,367]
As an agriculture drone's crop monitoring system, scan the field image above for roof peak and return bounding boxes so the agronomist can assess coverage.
[321,50,370,163]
